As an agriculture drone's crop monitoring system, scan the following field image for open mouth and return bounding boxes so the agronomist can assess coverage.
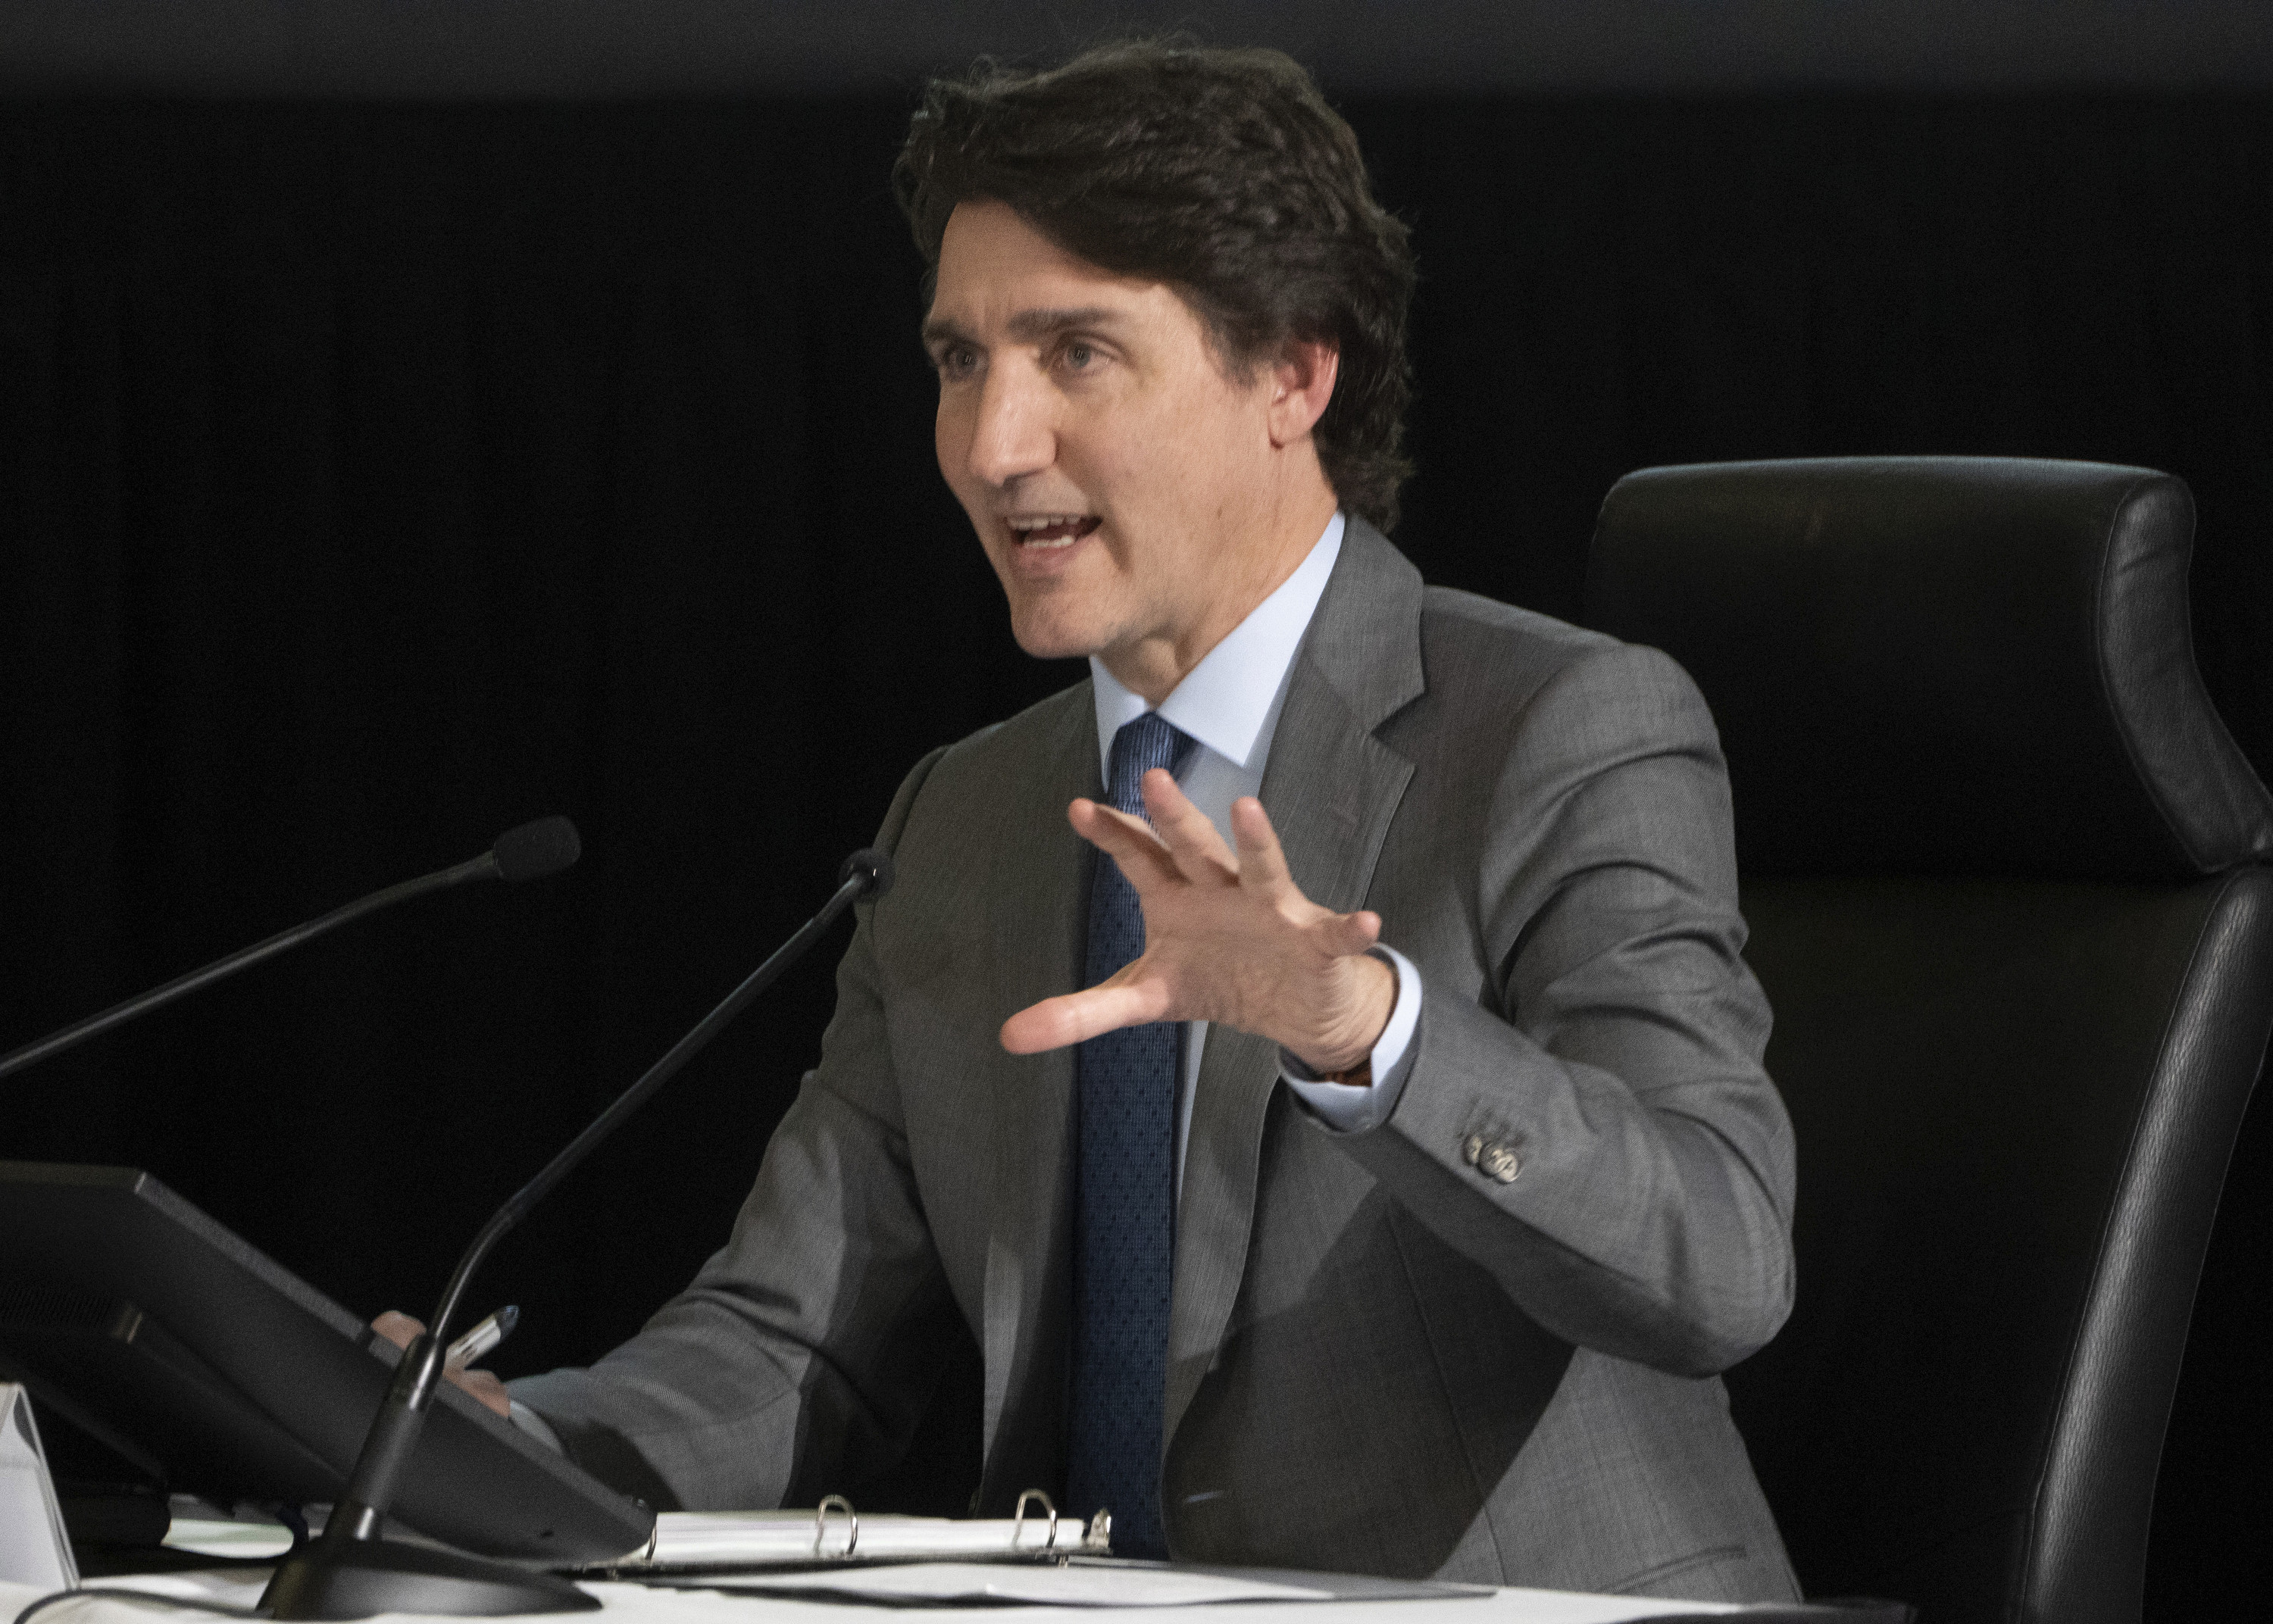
[1006,514,1102,550]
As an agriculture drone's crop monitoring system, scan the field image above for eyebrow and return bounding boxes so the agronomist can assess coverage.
[920,306,1130,348]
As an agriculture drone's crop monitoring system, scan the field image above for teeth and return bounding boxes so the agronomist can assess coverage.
[1008,514,1090,533]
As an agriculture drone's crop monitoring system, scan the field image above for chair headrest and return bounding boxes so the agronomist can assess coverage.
[1584,457,2273,879]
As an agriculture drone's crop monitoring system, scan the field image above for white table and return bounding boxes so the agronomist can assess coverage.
[2,1566,1735,1624]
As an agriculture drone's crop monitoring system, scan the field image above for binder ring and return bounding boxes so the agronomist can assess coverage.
[815,1494,859,1557]
[1010,1488,1060,1551]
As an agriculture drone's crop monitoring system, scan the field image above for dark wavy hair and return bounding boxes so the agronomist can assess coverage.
[893,40,1418,532]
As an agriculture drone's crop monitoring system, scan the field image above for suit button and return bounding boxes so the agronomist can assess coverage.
[1461,1133,1485,1166]
[1478,1143,1521,1184]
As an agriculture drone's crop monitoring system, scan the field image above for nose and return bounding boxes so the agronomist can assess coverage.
[964,358,1055,489]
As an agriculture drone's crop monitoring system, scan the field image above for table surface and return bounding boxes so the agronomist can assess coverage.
[0,1565,1737,1624]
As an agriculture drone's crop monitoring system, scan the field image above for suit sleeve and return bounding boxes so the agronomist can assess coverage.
[1330,642,1796,1378]
[508,746,958,1512]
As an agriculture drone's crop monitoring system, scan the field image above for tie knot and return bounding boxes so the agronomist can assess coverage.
[1106,713,1194,816]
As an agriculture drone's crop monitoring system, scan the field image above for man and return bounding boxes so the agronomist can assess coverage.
[412,41,1800,1602]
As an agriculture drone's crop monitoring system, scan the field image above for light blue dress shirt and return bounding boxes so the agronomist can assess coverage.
[1086,511,1422,1196]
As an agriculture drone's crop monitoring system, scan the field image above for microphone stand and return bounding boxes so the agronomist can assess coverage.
[0,817,580,1081]
[263,850,895,1621]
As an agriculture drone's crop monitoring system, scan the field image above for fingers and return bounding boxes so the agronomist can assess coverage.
[449,1366,513,1419]
[1000,977,1174,1054]
[1068,798,1183,891]
[1230,796,1296,895]
[370,1311,426,1351]
[377,1309,511,1418]
[1141,770,1238,881]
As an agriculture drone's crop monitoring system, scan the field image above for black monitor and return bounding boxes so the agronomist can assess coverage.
[0,1161,654,1566]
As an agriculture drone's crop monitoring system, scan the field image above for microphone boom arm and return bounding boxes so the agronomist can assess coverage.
[0,854,497,1081]
[306,851,893,1567]
[0,815,577,1083]
[432,860,880,1339]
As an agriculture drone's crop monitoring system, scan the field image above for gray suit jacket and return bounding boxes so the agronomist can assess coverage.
[514,521,1801,1603]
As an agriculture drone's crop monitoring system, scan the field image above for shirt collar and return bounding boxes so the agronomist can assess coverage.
[1090,511,1346,779]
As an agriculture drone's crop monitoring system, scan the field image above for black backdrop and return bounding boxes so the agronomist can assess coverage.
[3,93,2269,1615]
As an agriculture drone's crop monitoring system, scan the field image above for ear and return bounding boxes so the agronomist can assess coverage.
[1265,340,1340,448]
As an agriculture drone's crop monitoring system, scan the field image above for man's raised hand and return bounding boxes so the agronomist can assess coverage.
[998,769,1395,1075]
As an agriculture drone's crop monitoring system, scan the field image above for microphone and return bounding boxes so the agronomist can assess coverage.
[491,817,583,885]
[263,847,896,1621]
[0,817,582,1081]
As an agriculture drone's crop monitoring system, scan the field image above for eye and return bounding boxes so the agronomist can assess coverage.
[935,344,980,379]
[1062,342,1098,372]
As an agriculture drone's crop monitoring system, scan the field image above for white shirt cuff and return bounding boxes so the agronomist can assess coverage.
[508,1398,566,1453]
[1280,945,1421,1134]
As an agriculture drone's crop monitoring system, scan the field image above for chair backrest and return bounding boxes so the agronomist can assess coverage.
[1583,458,2273,1624]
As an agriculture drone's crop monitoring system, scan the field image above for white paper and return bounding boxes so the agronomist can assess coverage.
[0,1579,1738,1624]
[0,1385,77,1591]
[161,1516,297,1560]
[711,1560,1337,1607]
[1486,1591,1741,1623]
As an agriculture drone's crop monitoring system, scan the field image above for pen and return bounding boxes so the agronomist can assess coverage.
[445,1304,519,1369]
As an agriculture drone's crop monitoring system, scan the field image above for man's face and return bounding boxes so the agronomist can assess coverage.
[924,200,1318,687]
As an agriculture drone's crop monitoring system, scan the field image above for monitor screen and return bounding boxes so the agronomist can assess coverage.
[0,1162,654,1566]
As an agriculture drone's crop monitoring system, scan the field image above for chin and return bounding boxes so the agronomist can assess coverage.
[1006,604,1111,664]
[1009,624,1105,663]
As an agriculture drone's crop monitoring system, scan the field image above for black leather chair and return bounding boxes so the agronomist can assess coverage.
[1581,458,2273,1624]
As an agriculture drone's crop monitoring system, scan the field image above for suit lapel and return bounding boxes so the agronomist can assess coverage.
[978,689,1101,1496]
[1162,520,1427,1448]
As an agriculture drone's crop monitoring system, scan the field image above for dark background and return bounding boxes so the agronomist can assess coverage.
[2,5,2270,1617]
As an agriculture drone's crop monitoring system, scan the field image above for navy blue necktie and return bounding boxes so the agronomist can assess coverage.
[1067,711,1196,1560]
